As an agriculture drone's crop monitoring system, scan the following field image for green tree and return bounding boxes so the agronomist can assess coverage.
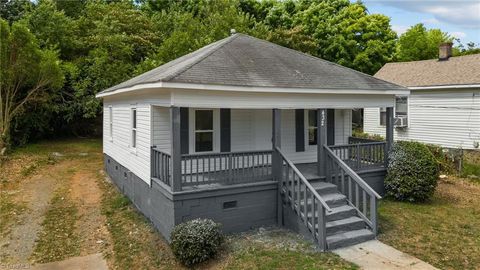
[396,23,451,61]
[0,19,63,154]
[0,0,34,23]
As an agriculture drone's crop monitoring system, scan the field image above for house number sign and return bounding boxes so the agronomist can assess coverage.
[321,110,325,127]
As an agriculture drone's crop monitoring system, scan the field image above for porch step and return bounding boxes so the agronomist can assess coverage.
[326,229,375,250]
[306,204,357,222]
[326,205,357,221]
[325,216,366,235]
[310,181,338,195]
[322,193,348,208]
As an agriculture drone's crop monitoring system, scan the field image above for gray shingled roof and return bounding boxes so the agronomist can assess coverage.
[375,54,480,88]
[100,33,405,94]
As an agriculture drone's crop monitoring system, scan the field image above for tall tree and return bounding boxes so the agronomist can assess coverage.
[396,23,451,61]
[0,19,63,154]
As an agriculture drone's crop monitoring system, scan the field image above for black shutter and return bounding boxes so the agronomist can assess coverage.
[220,109,231,152]
[295,109,305,152]
[180,107,189,154]
[327,109,335,146]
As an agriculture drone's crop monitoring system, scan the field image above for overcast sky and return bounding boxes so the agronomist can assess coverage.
[359,0,480,45]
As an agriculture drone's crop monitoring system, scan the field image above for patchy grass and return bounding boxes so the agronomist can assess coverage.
[30,188,80,263]
[379,178,480,270]
[462,151,480,182]
[217,228,357,270]
[0,193,26,237]
[98,172,181,270]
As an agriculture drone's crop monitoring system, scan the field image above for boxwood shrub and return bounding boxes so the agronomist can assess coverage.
[385,141,439,202]
[170,218,223,266]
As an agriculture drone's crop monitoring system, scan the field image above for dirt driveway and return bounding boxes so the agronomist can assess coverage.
[0,140,111,269]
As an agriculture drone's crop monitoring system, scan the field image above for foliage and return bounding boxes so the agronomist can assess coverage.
[170,218,224,266]
[396,23,452,61]
[385,141,439,202]
[0,0,476,150]
[351,130,384,141]
[0,18,63,154]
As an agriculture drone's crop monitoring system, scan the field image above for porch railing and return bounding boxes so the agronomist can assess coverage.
[181,150,273,187]
[276,147,331,250]
[151,147,171,186]
[328,142,386,171]
[324,145,381,234]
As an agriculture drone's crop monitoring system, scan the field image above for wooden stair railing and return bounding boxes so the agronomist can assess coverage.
[324,145,382,234]
[275,147,332,250]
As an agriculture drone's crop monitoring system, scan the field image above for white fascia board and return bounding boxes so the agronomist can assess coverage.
[95,81,410,98]
[409,84,480,90]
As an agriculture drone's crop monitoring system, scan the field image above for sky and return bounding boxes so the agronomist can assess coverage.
[359,0,480,45]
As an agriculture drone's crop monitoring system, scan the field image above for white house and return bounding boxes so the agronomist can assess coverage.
[96,33,408,250]
[364,43,480,150]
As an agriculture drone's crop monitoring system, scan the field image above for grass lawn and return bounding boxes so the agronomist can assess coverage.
[379,177,480,270]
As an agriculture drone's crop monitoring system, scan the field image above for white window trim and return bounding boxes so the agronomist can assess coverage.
[108,106,113,142]
[130,106,137,154]
[189,108,220,154]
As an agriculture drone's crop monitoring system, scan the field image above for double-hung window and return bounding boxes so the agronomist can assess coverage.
[194,110,214,152]
[131,108,137,148]
[308,110,317,145]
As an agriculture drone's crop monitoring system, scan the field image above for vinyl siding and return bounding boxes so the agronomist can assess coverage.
[103,93,170,184]
[364,90,480,149]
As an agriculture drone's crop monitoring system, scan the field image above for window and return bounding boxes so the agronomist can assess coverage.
[109,106,113,139]
[395,96,408,117]
[380,108,386,126]
[131,108,137,148]
[194,110,213,152]
[308,110,317,145]
[380,96,408,126]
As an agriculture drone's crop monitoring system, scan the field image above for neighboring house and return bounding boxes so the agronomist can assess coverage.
[364,43,480,150]
[96,33,408,250]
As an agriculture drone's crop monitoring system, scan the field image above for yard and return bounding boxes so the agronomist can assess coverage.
[0,139,355,270]
[0,138,478,269]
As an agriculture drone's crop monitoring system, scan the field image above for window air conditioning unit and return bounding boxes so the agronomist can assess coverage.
[394,116,408,128]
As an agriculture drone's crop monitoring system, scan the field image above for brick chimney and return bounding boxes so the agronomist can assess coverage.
[439,42,453,60]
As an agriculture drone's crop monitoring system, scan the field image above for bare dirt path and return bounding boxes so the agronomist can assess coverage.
[0,167,60,265]
[70,168,111,256]
[0,149,112,269]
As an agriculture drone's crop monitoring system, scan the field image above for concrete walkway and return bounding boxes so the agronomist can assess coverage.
[333,240,438,270]
[30,253,108,270]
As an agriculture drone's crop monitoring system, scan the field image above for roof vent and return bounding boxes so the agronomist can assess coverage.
[439,42,453,61]
[230,29,237,36]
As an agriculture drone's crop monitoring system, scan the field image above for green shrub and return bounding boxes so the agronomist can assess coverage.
[385,141,439,202]
[170,218,223,266]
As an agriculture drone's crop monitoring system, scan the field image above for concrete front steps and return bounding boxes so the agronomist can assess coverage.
[288,179,375,250]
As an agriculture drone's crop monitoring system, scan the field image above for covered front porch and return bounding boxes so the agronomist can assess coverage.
[150,107,394,193]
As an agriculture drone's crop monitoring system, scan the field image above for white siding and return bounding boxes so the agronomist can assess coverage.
[364,90,480,149]
[226,109,352,164]
[103,93,170,184]
[152,107,171,153]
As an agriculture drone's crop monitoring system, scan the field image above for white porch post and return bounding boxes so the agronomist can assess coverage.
[385,106,394,167]
[272,109,282,225]
[317,109,327,177]
[170,106,182,192]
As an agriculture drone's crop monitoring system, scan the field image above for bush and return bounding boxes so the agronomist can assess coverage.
[170,218,223,266]
[385,141,439,202]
